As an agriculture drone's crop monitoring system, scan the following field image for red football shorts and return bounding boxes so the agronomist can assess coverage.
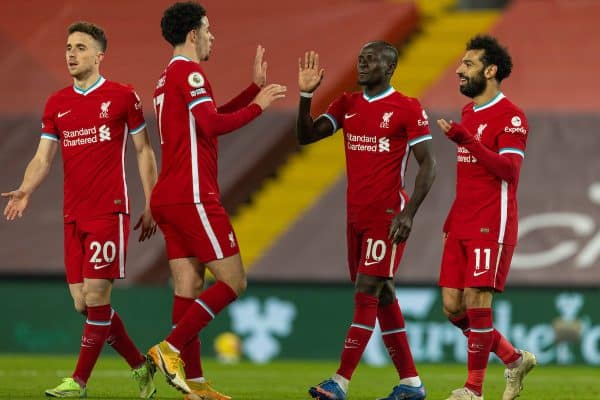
[64,213,129,284]
[439,235,514,292]
[152,202,239,263]
[347,219,406,282]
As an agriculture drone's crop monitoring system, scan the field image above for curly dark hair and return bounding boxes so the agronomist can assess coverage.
[68,22,107,52]
[161,2,206,46]
[466,35,513,82]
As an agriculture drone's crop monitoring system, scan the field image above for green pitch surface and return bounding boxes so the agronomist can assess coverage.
[0,355,598,399]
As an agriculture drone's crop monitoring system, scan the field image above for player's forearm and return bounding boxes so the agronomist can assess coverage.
[217,83,261,113]
[136,147,158,207]
[18,157,52,195]
[296,97,319,145]
[463,142,520,182]
[193,103,262,137]
[404,155,436,218]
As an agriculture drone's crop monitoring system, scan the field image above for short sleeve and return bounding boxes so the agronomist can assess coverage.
[320,93,348,132]
[127,89,146,135]
[497,111,528,158]
[406,99,432,147]
[180,65,214,111]
[41,96,59,142]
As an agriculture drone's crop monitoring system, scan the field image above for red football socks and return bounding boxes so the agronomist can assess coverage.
[167,281,237,350]
[465,308,493,396]
[106,309,145,369]
[449,312,520,366]
[173,295,203,379]
[491,329,521,365]
[449,313,470,335]
[336,292,379,380]
[72,304,112,385]
[378,300,418,379]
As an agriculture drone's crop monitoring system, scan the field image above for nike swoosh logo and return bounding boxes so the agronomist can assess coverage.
[158,351,177,381]
[93,263,111,270]
[57,110,71,118]
[345,113,357,119]
[364,259,381,266]
[473,270,489,277]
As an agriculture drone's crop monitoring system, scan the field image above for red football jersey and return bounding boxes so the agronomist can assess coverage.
[444,93,528,245]
[41,77,145,221]
[150,56,261,207]
[323,87,431,218]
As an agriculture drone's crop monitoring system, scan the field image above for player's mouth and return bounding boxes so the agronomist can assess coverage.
[68,61,78,68]
[458,75,468,85]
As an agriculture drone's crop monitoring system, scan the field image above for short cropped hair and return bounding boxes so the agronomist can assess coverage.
[466,35,513,82]
[161,2,206,46]
[365,41,399,68]
[68,22,107,52]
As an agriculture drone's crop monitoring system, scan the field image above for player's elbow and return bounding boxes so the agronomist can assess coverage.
[296,133,313,146]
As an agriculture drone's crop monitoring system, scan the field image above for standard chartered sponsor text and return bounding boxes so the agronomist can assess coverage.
[63,126,98,147]
[346,132,377,152]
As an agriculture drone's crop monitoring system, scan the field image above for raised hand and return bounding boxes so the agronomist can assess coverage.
[252,83,287,110]
[298,51,324,93]
[253,45,268,88]
[2,189,30,221]
[133,208,157,242]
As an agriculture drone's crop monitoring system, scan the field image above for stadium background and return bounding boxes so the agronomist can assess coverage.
[1,0,599,376]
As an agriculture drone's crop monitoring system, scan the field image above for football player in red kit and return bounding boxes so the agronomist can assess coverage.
[437,35,536,400]
[2,22,158,398]
[296,42,436,400]
[146,2,286,398]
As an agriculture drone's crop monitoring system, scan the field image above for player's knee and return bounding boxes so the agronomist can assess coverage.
[230,276,247,296]
[442,298,464,318]
[83,286,111,307]
[378,282,396,305]
[73,300,87,315]
[355,274,383,297]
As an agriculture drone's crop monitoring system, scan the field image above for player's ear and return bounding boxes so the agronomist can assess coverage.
[95,51,105,65]
[386,62,397,76]
[188,28,197,44]
[485,64,497,79]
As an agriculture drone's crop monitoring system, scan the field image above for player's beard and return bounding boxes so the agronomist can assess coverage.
[459,70,486,98]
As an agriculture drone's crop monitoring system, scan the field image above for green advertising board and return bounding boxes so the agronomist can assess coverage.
[2,282,599,365]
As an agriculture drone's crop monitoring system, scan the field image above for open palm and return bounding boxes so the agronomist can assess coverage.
[298,51,324,93]
[2,189,30,220]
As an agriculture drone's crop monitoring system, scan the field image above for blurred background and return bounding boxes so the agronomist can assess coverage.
[1,0,599,368]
